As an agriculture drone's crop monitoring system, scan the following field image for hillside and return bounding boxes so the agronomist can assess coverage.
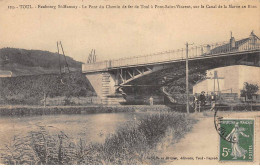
[0,48,82,76]
[0,72,96,105]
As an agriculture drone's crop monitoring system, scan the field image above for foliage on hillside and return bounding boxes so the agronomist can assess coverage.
[0,48,82,76]
[146,59,226,104]
[0,72,96,105]
[162,59,224,94]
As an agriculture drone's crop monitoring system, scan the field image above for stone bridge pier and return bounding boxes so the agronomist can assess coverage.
[85,64,169,105]
[85,72,123,104]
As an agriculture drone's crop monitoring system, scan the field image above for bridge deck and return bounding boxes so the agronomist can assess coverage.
[82,39,260,73]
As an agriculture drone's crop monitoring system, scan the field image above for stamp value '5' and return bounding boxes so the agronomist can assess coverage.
[219,119,254,161]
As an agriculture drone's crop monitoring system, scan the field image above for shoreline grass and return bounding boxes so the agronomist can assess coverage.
[0,105,174,116]
[0,112,197,165]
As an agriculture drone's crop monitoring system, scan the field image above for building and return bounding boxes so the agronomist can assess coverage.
[193,65,260,97]
[193,31,260,102]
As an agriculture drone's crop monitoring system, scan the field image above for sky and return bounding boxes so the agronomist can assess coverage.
[0,0,259,63]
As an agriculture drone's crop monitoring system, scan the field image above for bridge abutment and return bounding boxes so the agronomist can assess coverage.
[86,72,125,105]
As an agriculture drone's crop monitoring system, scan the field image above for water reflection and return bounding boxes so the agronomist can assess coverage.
[0,112,148,147]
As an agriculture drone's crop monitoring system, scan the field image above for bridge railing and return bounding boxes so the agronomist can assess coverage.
[82,38,260,72]
[82,60,108,72]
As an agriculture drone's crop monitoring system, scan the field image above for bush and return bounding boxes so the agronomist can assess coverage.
[0,72,96,105]
[0,113,196,165]
[138,113,191,147]
[240,82,259,101]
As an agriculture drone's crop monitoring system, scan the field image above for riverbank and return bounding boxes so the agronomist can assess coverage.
[0,104,260,116]
[0,105,174,116]
[0,112,197,165]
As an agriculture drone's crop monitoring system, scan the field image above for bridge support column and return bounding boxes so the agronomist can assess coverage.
[86,72,125,105]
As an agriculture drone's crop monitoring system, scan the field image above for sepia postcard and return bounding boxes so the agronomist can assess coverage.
[0,0,259,165]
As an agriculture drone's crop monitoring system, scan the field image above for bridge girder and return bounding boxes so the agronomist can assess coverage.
[84,49,259,104]
[108,52,260,96]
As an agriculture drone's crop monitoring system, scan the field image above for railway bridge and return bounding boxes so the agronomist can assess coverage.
[82,32,260,104]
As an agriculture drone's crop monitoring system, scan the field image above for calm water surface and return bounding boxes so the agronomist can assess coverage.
[0,112,150,147]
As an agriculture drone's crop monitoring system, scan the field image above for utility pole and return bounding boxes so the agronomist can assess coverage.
[186,42,193,114]
[57,42,62,74]
[186,43,189,114]
[59,41,70,73]
[213,72,215,94]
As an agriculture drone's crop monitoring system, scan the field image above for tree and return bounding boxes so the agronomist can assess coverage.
[240,82,259,101]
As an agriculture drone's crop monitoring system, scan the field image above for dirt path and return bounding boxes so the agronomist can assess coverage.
[158,111,260,165]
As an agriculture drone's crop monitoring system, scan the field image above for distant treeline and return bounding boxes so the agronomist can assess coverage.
[159,59,222,94]
[0,72,96,105]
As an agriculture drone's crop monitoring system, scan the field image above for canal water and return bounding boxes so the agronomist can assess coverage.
[0,112,150,148]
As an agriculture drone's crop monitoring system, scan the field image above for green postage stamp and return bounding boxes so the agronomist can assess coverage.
[219,119,254,161]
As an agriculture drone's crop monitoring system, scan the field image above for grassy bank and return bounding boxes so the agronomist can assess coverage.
[1,104,259,116]
[0,112,196,165]
[0,105,174,116]
[0,72,96,105]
